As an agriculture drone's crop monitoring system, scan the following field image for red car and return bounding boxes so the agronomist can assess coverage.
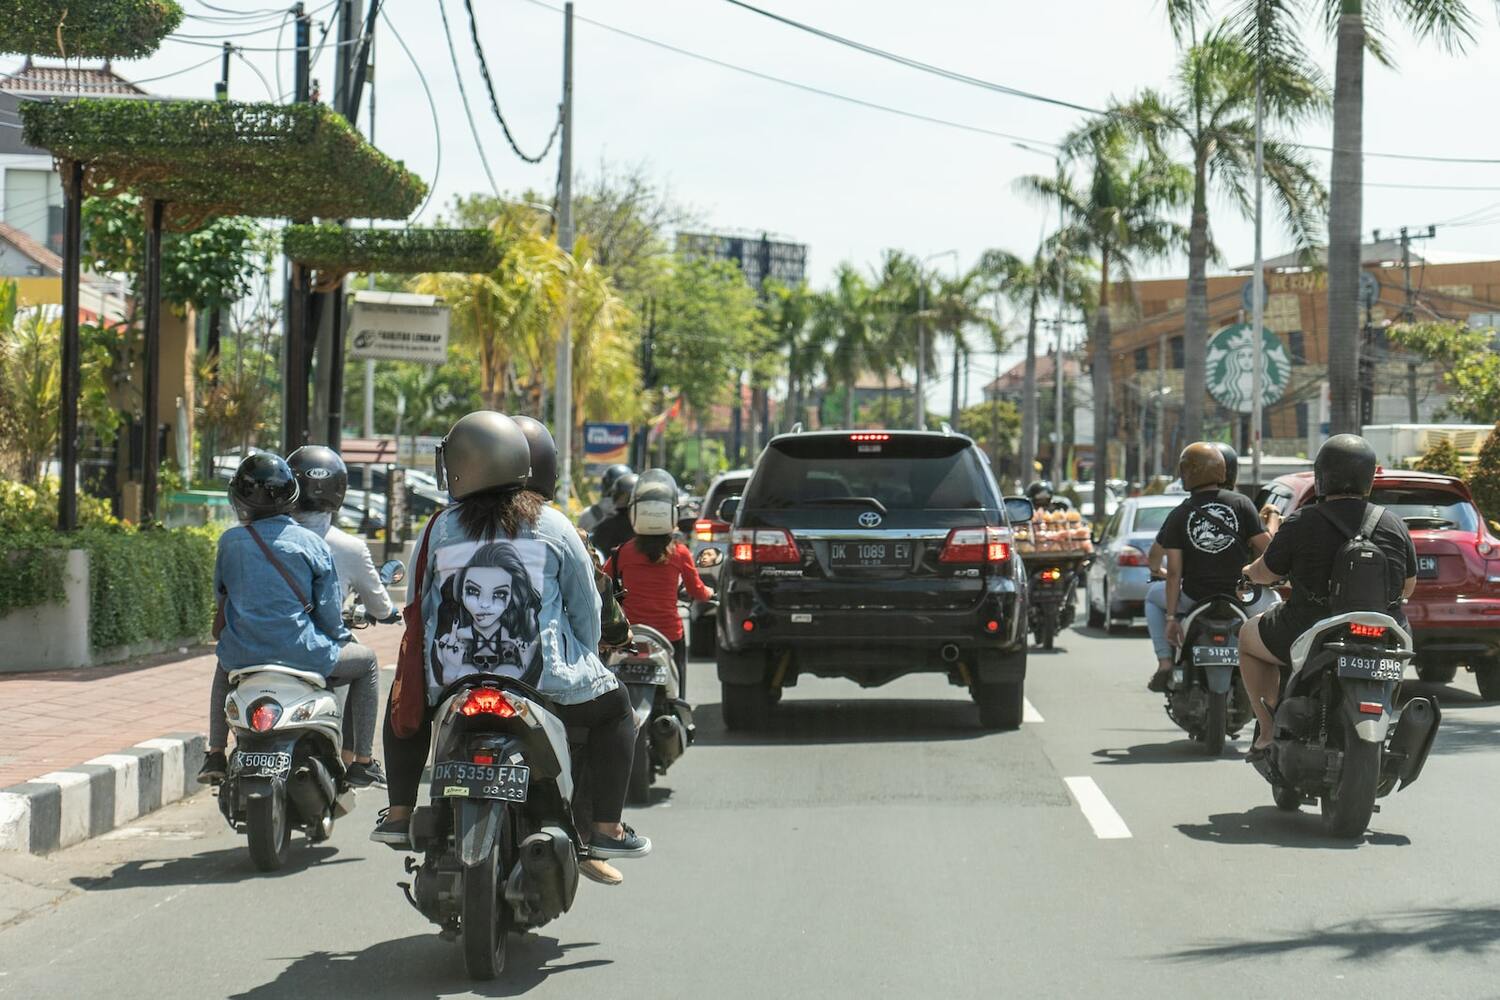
[1256,469,1500,696]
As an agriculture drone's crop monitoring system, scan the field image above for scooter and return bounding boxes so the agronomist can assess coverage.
[1252,611,1441,838]
[1023,552,1086,650]
[1164,585,1262,755]
[607,623,694,804]
[400,675,585,981]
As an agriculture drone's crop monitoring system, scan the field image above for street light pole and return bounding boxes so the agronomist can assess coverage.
[554,1,575,503]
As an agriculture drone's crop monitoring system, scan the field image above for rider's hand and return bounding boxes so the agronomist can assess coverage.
[1166,619,1184,647]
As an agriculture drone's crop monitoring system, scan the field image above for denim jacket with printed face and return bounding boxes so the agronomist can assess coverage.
[419,503,616,707]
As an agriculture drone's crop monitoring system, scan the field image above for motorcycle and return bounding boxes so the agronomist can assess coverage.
[1253,611,1441,838]
[1024,552,1086,650]
[343,559,407,630]
[606,623,694,804]
[1164,585,1261,755]
[400,675,586,981]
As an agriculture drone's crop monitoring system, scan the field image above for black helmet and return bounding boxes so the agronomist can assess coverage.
[287,445,348,513]
[1314,433,1378,498]
[437,411,531,501]
[1025,480,1054,501]
[1214,442,1239,490]
[512,415,558,498]
[600,463,633,496]
[609,472,639,509]
[229,453,299,521]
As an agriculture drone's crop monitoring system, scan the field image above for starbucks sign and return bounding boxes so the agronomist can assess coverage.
[1206,323,1291,413]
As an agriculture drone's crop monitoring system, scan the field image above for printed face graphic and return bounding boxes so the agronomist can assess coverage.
[462,567,513,632]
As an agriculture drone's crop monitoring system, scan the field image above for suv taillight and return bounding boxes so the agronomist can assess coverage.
[940,526,1011,565]
[731,528,800,564]
[695,518,730,542]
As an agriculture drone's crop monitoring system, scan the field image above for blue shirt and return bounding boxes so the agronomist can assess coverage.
[420,503,615,706]
[214,515,347,674]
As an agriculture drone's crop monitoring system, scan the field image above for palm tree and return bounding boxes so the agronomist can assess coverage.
[760,279,816,431]
[812,265,879,427]
[1102,26,1326,443]
[1024,126,1191,520]
[926,266,1005,426]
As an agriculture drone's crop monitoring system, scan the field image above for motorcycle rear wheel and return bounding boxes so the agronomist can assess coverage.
[626,725,652,805]
[1272,783,1301,812]
[1321,739,1380,838]
[462,841,509,981]
[1202,691,1228,756]
[1037,608,1057,650]
[246,792,289,872]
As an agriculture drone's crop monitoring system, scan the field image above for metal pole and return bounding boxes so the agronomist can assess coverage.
[57,160,83,531]
[554,1,575,504]
[1250,72,1265,491]
[362,30,376,440]
[1401,227,1418,422]
[1052,163,1066,487]
[1154,330,1166,479]
[283,5,311,452]
[215,41,230,100]
[142,199,164,523]
[915,278,926,429]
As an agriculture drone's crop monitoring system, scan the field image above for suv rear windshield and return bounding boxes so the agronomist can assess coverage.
[745,436,995,510]
[1370,486,1480,532]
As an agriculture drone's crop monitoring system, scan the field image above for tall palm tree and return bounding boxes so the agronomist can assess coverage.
[761,279,816,431]
[1024,126,1191,520]
[925,266,1005,425]
[1102,27,1326,442]
[812,265,879,428]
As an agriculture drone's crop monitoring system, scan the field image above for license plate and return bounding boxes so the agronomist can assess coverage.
[615,660,670,685]
[235,750,291,778]
[829,541,911,568]
[1193,644,1238,666]
[1417,555,1438,579]
[1336,654,1404,682]
[430,760,530,802]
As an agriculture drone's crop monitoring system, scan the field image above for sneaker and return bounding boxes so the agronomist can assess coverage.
[346,759,388,789]
[196,750,228,785]
[589,824,651,860]
[369,808,411,849]
[579,858,624,886]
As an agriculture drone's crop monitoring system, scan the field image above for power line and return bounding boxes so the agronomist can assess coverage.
[437,0,502,198]
[380,6,441,216]
[463,0,561,164]
[233,47,278,101]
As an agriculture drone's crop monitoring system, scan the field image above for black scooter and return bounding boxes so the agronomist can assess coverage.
[1164,586,1261,755]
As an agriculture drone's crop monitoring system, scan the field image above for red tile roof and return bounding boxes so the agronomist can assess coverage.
[0,58,147,98]
[0,221,63,274]
[986,354,1082,392]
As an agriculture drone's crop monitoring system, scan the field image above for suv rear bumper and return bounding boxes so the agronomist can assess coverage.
[1410,624,1500,663]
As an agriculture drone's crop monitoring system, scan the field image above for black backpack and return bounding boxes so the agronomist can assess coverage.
[1318,503,1391,614]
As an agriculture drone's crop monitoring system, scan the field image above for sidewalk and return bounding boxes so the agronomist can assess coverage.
[0,627,403,853]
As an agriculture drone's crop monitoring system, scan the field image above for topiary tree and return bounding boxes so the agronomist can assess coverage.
[1413,438,1464,478]
[0,1,182,60]
[1469,424,1500,529]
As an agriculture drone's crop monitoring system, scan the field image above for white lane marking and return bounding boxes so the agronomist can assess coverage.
[1023,698,1044,723]
[1064,776,1132,840]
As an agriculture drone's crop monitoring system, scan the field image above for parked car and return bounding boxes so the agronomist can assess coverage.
[1073,481,1121,521]
[1084,493,1189,631]
[1256,469,1500,695]
[686,469,754,658]
[714,430,1034,730]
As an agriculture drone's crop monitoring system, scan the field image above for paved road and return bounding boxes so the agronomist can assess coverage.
[4,623,1500,998]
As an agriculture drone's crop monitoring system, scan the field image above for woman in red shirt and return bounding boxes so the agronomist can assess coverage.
[603,470,713,691]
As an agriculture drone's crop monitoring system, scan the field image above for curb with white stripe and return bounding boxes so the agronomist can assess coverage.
[0,733,205,854]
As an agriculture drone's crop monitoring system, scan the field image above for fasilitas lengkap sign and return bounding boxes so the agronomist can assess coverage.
[348,290,450,364]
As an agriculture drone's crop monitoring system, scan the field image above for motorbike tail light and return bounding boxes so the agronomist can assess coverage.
[1116,546,1148,567]
[1358,701,1384,715]
[1040,567,1063,582]
[1349,622,1387,638]
[985,619,1000,633]
[742,619,755,632]
[732,528,799,564]
[249,701,281,733]
[941,527,1012,565]
[1211,634,1227,643]
[473,753,495,765]
[695,518,730,542]
[459,688,517,718]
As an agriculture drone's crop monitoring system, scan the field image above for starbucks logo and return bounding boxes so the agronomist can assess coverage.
[1206,323,1291,414]
[1186,502,1239,554]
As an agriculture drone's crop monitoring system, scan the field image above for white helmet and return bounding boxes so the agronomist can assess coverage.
[630,468,679,535]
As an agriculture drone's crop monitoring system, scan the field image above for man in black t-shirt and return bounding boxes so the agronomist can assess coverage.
[1240,435,1418,755]
[1145,443,1276,691]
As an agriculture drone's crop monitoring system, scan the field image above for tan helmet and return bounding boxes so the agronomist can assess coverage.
[1179,442,1227,491]
[436,410,531,501]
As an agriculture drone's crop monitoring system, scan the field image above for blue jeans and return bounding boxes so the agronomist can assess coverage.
[1145,580,1279,662]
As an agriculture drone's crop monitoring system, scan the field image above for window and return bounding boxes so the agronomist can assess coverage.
[1170,336,1184,369]
[1295,402,1309,438]
[1130,504,1176,533]
[1287,330,1306,364]
[1368,487,1480,533]
[746,437,995,510]
[1134,348,1149,372]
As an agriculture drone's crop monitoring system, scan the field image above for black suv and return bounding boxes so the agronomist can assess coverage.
[715,429,1033,731]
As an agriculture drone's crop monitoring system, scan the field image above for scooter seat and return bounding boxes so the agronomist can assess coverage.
[227,664,329,689]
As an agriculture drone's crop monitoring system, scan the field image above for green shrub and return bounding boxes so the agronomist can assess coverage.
[1413,438,1465,478]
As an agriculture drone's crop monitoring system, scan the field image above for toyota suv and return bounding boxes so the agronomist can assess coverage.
[714,429,1033,730]
[1257,469,1500,696]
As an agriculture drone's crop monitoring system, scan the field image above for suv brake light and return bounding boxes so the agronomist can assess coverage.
[731,528,800,564]
[940,526,1012,565]
[695,518,730,542]
[1348,622,1387,638]
[1116,545,1148,567]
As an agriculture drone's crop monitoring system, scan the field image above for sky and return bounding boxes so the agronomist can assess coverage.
[10,0,1500,406]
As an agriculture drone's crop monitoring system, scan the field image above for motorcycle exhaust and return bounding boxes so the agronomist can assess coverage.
[515,827,579,921]
[287,757,336,826]
[940,644,961,664]
[1386,695,1441,791]
[651,714,689,769]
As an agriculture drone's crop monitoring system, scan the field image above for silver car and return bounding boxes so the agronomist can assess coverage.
[1084,493,1188,631]
[687,469,753,657]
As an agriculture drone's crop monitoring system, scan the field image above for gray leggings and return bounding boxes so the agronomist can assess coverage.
[208,641,380,757]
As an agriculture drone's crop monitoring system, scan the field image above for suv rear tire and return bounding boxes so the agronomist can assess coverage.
[721,682,772,731]
[1415,661,1457,685]
[1475,660,1500,701]
[973,680,1024,731]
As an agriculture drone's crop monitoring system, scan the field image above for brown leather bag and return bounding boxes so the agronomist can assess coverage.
[388,515,439,739]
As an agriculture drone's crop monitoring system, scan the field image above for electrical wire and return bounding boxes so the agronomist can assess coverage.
[437,0,502,198]
[463,0,561,164]
[233,48,278,101]
[166,33,362,51]
[118,51,225,86]
[380,5,441,216]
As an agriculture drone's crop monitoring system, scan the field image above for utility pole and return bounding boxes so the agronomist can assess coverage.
[1051,177,1067,487]
[215,42,230,100]
[362,30,377,439]
[282,2,312,453]
[1391,224,1436,422]
[319,0,363,450]
[915,281,926,430]
[553,2,575,503]
[1154,329,1166,479]
[1250,67,1266,492]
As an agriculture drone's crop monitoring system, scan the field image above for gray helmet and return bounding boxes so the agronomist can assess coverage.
[600,463,633,495]
[511,415,558,498]
[436,410,531,501]
[1314,434,1377,498]
[1214,443,1239,490]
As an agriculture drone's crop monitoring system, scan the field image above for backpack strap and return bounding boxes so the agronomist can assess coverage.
[245,523,315,614]
[1358,502,1384,540]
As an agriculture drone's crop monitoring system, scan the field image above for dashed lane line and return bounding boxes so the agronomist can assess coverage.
[1023,698,1044,723]
[1064,776,1132,840]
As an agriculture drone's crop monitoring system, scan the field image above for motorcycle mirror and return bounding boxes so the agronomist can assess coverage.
[380,559,406,585]
[1003,495,1034,525]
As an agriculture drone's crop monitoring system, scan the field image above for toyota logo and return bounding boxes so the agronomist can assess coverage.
[858,511,882,528]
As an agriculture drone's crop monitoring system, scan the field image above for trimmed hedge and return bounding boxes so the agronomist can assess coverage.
[283,225,500,276]
[0,1,182,59]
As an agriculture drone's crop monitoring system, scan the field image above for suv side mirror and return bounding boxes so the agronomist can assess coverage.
[717,496,741,521]
[1003,496,1034,524]
[379,559,406,585]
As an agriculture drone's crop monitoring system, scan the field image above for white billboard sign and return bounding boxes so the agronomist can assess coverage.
[348,291,449,364]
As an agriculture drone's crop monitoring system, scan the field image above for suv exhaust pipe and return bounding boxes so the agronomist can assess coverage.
[940,644,961,663]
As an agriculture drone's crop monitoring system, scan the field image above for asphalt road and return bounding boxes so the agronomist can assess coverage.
[4,621,1500,999]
